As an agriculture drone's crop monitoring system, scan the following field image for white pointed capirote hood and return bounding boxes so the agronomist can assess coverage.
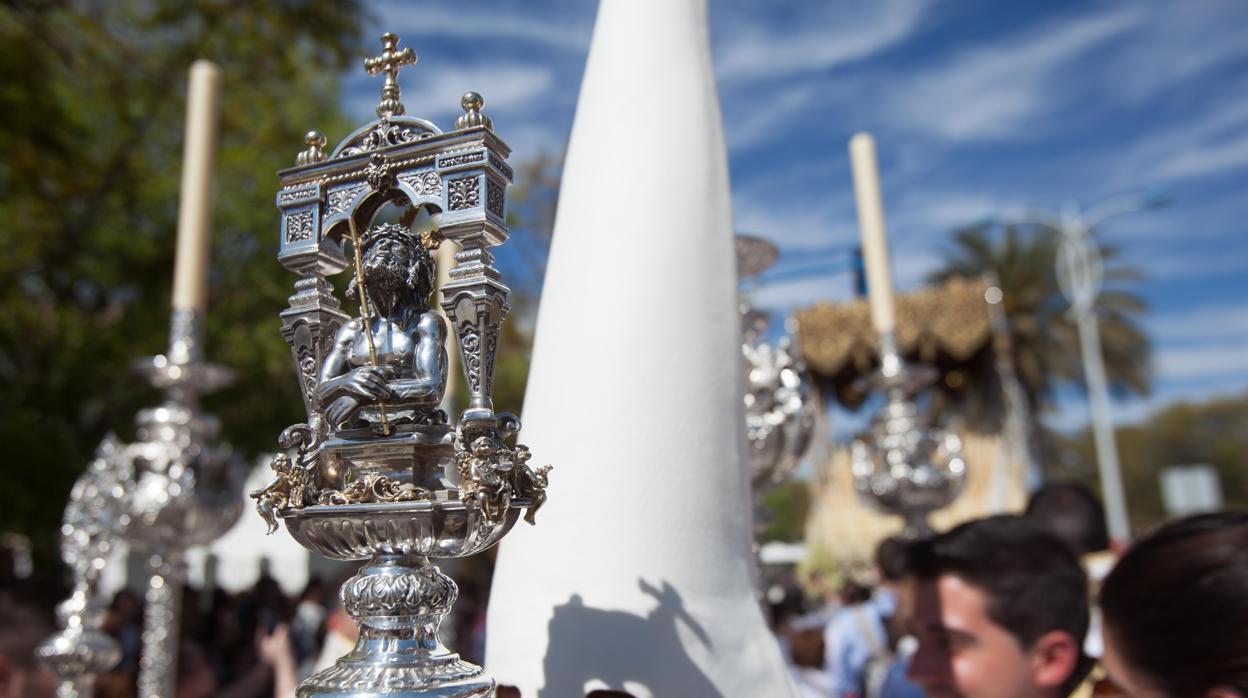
[483,0,798,695]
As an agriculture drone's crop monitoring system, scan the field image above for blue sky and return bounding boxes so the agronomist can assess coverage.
[339,0,1248,432]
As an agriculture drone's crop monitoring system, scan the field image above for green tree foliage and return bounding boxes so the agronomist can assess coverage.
[760,480,810,543]
[0,1,366,566]
[1060,393,1248,533]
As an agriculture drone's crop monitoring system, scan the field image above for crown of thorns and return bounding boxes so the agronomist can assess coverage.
[360,222,443,252]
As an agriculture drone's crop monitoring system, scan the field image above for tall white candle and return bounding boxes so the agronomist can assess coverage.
[171,60,223,312]
[848,132,896,335]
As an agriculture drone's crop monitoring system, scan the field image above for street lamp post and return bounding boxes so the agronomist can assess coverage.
[1026,192,1166,543]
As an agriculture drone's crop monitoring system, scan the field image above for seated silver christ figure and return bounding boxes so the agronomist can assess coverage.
[318,222,447,431]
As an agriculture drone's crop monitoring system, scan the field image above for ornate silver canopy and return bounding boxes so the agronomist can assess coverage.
[253,32,549,698]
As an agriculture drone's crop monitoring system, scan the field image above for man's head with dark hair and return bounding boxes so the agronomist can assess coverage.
[905,515,1091,698]
[1024,482,1109,556]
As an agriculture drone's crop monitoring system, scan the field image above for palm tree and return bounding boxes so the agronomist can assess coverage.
[928,222,1151,431]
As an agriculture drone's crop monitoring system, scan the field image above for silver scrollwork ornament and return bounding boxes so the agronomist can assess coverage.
[742,310,817,491]
[256,32,549,698]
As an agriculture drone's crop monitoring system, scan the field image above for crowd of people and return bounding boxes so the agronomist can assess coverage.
[3,485,1246,698]
[771,483,1248,698]
[0,562,494,698]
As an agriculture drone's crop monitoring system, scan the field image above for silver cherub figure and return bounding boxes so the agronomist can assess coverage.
[318,222,448,431]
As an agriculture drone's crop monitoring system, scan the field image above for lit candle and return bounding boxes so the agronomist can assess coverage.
[848,132,896,335]
[171,60,223,312]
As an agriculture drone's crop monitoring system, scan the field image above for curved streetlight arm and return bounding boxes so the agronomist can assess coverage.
[1081,190,1169,229]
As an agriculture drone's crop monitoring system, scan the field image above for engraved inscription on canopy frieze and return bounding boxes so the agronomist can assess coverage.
[439,151,484,168]
[448,177,480,211]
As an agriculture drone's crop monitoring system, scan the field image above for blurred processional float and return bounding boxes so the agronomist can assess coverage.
[39,61,245,698]
[844,133,966,539]
[485,0,799,695]
[251,31,550,698]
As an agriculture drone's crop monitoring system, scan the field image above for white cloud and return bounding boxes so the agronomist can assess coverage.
[1109,90,1248,186]
[714,0,934,81]
[885,8,1141,141]
[890,191,1029,236]
[724,85,817,151]
[1152,131,1248,182]
[1144,303,1248,394]
[1100,0,1248,103]
[1133,248,1248,281]
[1155,344,1248,380]
[366,1,592,52]
[732,189,856,252]
[1149,303,1248,344]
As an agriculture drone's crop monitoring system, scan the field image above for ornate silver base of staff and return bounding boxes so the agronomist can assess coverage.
[114,310,243,698]
[36,440,129,698]
[851,332,965,538]
[253,33,549,698]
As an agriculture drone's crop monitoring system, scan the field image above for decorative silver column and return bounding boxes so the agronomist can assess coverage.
[36,440,129,698]
[851,333,965,538]
[111,309,243,698]
[254,32,549,698]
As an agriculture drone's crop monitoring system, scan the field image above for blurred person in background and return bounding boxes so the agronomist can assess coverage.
[190,624,297,698]
[289,577,328,677]
[824,578,889,698]
[873,538,924,698]
[906,516,1090,698]
[1099,511,1248,698]
[103,589,142,676]
[1023,483,1111,560]
[0,597,56,698]
[1024,482,1116,696]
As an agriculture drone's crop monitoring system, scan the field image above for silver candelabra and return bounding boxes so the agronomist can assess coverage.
[851,333,965,538]
[36,440,129,698]
[122,309,243,698]
[252,32,549,698]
